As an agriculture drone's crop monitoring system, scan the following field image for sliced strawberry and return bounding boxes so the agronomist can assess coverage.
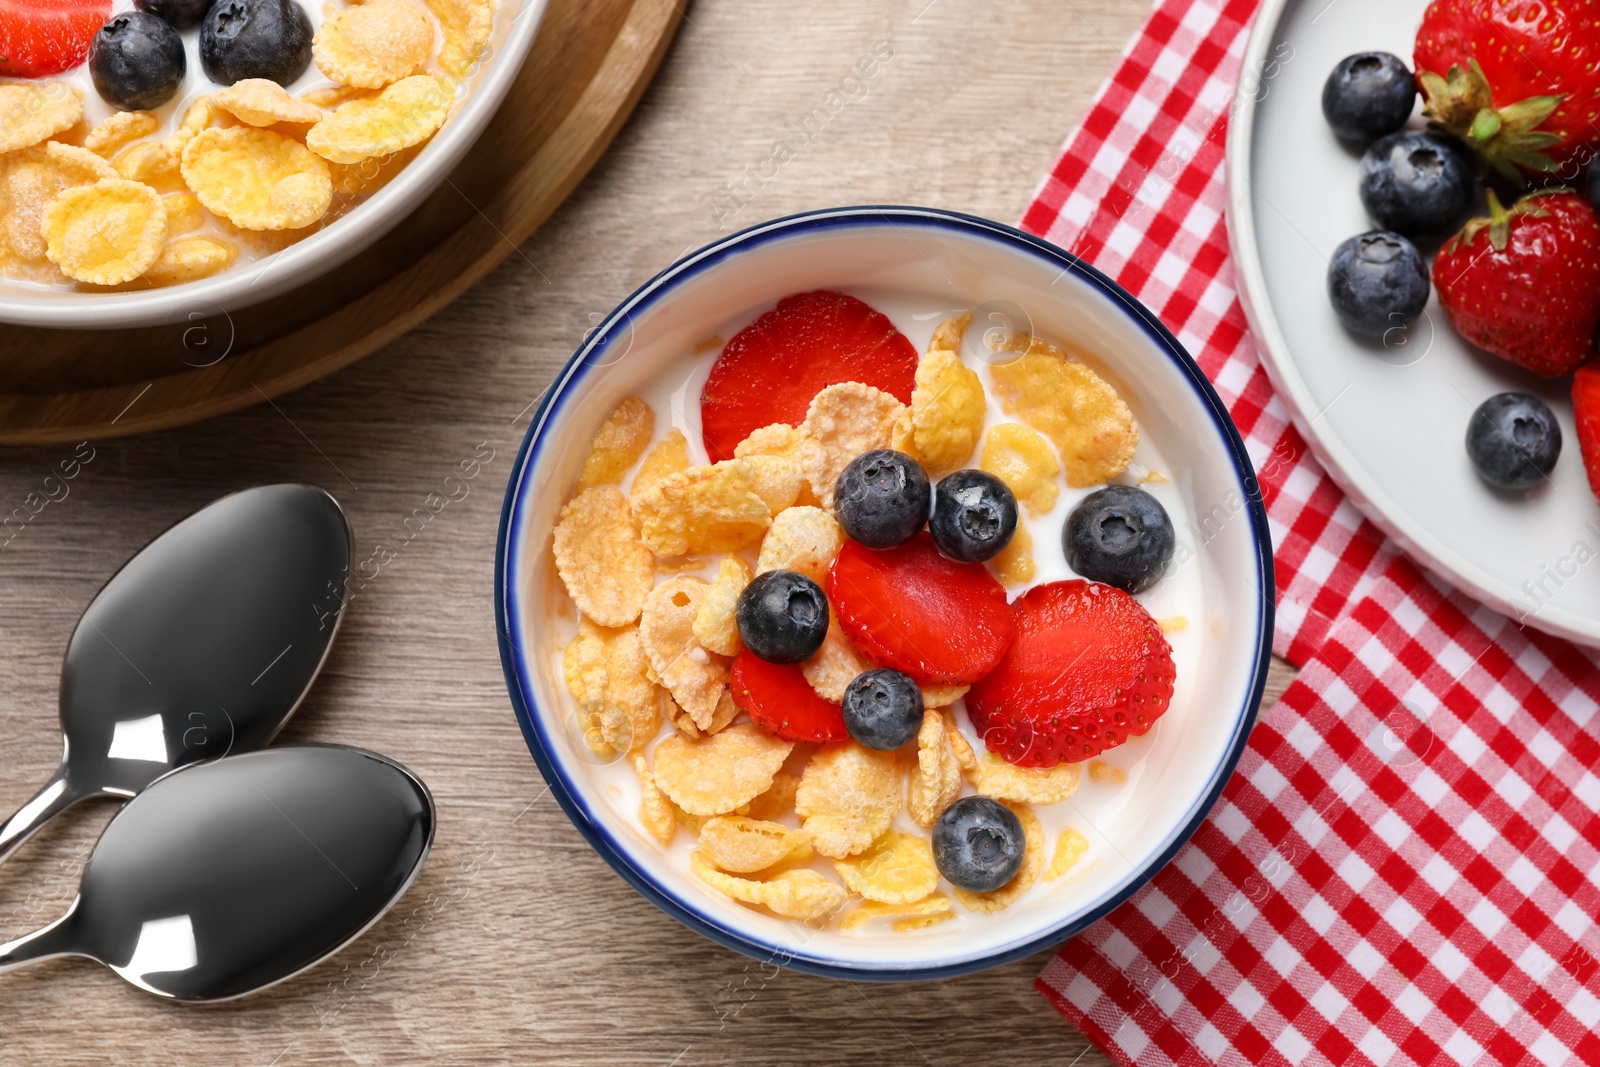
[699,290,918,462]
[0,0,110,78]
[1573,364,1600,504]
[730,650,849,743]
[967,580,1175,767]
[826,532,1014,686]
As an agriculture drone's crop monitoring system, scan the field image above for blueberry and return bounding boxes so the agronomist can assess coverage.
[841,668,923,751]
[735,569,829,664]
[932,796,1026,893]
[1327,231,1430,338]
[1063,485,1175,594]
[1321,52,1417,142]
[834,449,931,549]
[89,13,186,111]
[200,0,313,87]
[1465,393,1561,491]
[136,0,218,30]
[929,470,1018,563]
[1359,131,1474,236]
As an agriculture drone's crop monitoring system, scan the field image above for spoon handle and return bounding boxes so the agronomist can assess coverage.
[0,910,80,976]
[0,769,84,868]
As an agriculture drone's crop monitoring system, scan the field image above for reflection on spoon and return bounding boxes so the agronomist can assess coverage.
[0,746,435,1002]
[0,485,353,866]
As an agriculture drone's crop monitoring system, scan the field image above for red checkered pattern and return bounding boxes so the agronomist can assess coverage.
[1038,555,1600,1066]
[1017,0,1394,666]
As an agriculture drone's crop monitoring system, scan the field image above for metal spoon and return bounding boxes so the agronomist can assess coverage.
[0,745,434,1001]
[0,484,353,866]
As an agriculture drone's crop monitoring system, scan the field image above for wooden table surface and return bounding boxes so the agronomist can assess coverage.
[0,1,1296,1062]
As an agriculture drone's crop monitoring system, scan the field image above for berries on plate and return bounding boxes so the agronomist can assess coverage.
[1327,231,1431,339]
[1434,191,1600,378]
[89,11,186,111]
[1063,485,1175,594]
[827,532,1014,685]
[735,568,829,664]
[730,651,849,743]
[135,0,217,29]
[1465,393,1561,492]
[1572,365,1600,505]
[1358,131,1473,237]
[200,0,312,87]
[928,469,1017,563]
[0,0,111,78]
[967,580,1175,767]
[932,796,1025,893]
[834,449,930,549]
[841,668,923,751]
[1321,52,1416,142]
[1415,0,1600,179]
[699,290,918,462]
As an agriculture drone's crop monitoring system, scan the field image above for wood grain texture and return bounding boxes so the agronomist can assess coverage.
[0,2,1293,1064]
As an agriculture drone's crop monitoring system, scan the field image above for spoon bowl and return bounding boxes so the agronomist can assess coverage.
[0,746,435,1002]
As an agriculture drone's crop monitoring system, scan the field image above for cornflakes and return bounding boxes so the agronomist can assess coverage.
[640,577,728,729]
[314,0,434,88]
[562,618,658,753]
[301,84,372,109]
[755,505,843,584]
[163,98,216,158]
[965,751,1081,805]
[161,192,204,237]
[894,911,955,932]
[952,801,1042,913]
[980,422,1060,518]
[735,422,807,463]
[428,0,497,78]
[736,455,802,514]
[839,893,952,931]
[42,180,167,285]
[1046,827,1090,881]
[306,75,453,165]
[795,742,903,858]
[692,556,750,657]
[0,143,115,271]
[634,756,677,846]
[211,79,325,127]
[551,486,654,627]
[140,236,238,287]
[800,613,871,702]
[83,110,159,157]
[690,853,846,921]
[652,723,794,816]
[112,141,180,188]
[577,396,654,490]
[745,771,800,822]
[182,126,333,231]
[575,698,629,759]
[0,83,83,153]
[908,709,962,828]
[833,832,938,904]
[630,429,689,507]
[918,684,968,708]
[990,523,1035,585]
[633,462,772,557]
[798,383,905,507]
[904,317,985,472]
[1088,761,1128,785]
[699,816,811,873]
[990,337,1138,487]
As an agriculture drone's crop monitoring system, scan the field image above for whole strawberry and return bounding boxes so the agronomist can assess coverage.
[1414,0,1600,179]
[1433,191,1600,377]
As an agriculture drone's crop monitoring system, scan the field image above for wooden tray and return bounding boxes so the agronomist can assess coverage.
[0,0,682,444]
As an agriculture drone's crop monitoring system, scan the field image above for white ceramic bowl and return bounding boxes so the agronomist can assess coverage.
[495,207,1274,979]
[0,0,546,330]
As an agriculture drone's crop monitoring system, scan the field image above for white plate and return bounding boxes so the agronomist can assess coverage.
[1227,0,1600,647]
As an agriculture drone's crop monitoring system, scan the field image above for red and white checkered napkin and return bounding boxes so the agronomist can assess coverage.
[1037,556,1600,1066]
[1020,0,1600,1062]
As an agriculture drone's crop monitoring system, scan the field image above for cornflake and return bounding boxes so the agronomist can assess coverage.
[211,80,324,127]
[698,815,811,873]
[577,396,654,490]
[629,429,690,507]
[800,612,871,702]
[1046,827,1090,881]
[140,236,237,287]
[907,709,962,828]
[965,751,1081,805]
[633,462,772,557]
[839,893,952,931]
[634,756,677,846]
[990,523,1036,585]
[692,556,751,657]
[798,383,905,507]
[562,618,658,753]
[0,144,115,272]
[428,0,497,78]
[735,422,807,463]
[639,577,728,729]
[919,684,968,708]
[990,336,1138,487]
[980,422,1060,518]
[0,83,82,153]
[736,454,802,514]
[651,723,794,816]
[181,127,333,231]
[952,801,1043,913]
[832,831,938,904]
[903,315,985,472]
[744,771,801,822]
[551,486,654,627]
[113,141,180,188]
[755,505,843,584]
[795,741,903,858]
[42,180,167,285]
[690,853,846,921]
[306,76,453,165]
[161,192,204,236]
[83,110,159,157]
[314,0,434,88]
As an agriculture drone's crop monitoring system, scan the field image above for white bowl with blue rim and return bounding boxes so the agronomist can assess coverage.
[495,206,1274,980]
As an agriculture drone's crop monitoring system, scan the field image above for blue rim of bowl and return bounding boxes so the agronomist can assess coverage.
[494,206,1275,981]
